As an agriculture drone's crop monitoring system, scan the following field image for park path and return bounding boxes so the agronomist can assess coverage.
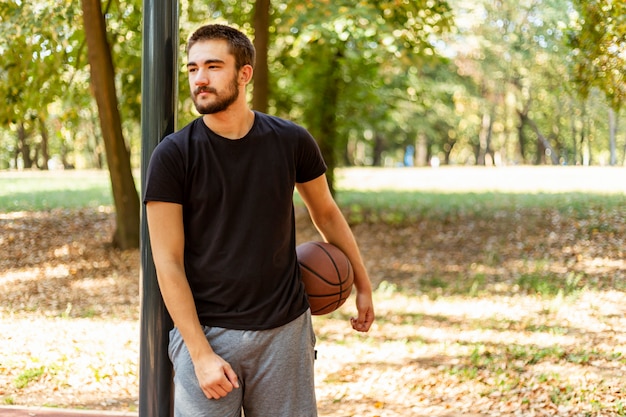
[0,406,136,417]
[0,407,485,417]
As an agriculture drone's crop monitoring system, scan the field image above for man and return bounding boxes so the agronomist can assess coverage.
[144,23,374,417]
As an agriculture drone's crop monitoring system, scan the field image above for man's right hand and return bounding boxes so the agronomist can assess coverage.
[194,352,240,399]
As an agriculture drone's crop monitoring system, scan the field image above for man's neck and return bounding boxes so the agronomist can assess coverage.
[202,105,255,140]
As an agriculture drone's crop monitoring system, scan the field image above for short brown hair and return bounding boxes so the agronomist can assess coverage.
[187,24,256,70]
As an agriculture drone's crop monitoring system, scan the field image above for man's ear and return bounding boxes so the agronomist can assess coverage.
[239,65,254,85]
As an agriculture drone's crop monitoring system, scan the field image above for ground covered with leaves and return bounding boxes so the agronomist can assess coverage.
[1,168,626,416]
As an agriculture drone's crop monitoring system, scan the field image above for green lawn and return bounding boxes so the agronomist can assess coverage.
[0,170,112,211]
[3,167,623,220]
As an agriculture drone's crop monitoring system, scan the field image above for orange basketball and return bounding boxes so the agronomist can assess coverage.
[296,241,354,315]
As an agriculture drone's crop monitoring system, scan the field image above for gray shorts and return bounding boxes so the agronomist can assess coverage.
[168,310,317,417]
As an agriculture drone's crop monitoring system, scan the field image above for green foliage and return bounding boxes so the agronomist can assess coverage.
[14,366,46,389]
[446,0,593,165]
[0,1,81,123]
[106,0,143,119]
[516,272,584,297]
[0,0,625,171]
[0,0,118,170]
[568,0,626,110]
[0,0,86,169]
[272,0,454,171]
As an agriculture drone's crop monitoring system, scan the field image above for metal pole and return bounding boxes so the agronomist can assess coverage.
[139,1,178,416]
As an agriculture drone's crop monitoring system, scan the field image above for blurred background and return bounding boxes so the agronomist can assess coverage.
[1,0,624,173]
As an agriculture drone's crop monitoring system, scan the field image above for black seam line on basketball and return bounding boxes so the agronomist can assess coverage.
[313,242,352,307]
[346,258,353,282]
[312,299,344,309]
[313,302,340,313]
[311,242,349,310]
[307,293,345,298]
[299,263,342,286]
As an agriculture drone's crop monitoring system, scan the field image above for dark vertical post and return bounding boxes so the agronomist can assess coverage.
[139,1,178,417]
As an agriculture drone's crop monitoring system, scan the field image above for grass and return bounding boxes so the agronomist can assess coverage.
[2,167,623,303]
[516,271,585,297]
[0,170,112,211]
[14,366,46,389]
[3,168,624,219]
[335,190,626,224]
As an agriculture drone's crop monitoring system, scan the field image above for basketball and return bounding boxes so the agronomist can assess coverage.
[296,241,354,315]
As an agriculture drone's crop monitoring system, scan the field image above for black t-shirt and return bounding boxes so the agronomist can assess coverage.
[143,112,327,330]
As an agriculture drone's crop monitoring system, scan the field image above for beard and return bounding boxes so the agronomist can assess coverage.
[192,75,239,114]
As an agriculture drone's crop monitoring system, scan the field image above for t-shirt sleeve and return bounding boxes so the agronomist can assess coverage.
[295,127,327,183]
[143,136,186,205]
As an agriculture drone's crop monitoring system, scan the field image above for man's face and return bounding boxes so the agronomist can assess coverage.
[187,40,240,114]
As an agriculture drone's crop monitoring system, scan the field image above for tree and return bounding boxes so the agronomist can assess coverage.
[3,0,624,176]
[0,1,81,169]
[446,0,597,165]
[274,0,454,186]
[569,0,626,165]
[569,0,626,110]
[81,0,140,249]
[252,0,271,113]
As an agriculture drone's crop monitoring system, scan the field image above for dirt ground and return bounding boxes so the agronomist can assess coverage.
[1,167,626,416]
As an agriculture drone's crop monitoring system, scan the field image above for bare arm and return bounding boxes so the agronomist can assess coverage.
[296,174,375,332]
[146,201,239,398]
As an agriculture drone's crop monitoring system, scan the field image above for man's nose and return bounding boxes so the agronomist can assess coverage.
[194,68,209,85]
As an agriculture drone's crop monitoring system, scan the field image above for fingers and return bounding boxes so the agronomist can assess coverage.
[200,373,237,399]
[350,307,374,332]
[350,317,365,332]
[196,358,240,400]
[224,365,240,389]
[352,290,375,332]
[203,384,229,400]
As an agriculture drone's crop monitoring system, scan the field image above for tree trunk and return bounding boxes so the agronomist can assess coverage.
[304,46,342,195]
[622,118,626,166]
[81,0,140,249]
[526,117,559,165]
[415,133,428,167]
[477,111,494,165]
[17,122,33,169]
[317,62,339,195]
[372,134,384,166]
[252,0,270,113]
[609,107,617,166]
[61,136,74,169]
[517,118,527,163]
[517,110,559,165]
[39,117,50,170]
[584,108,592,165]
[580,102,589,165]
[570,99,577,165]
